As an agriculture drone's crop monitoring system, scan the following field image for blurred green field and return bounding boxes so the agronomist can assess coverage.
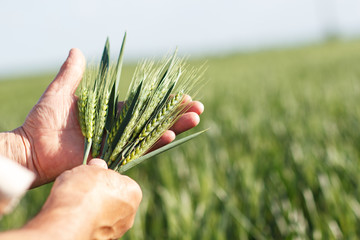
[1,40,360,239]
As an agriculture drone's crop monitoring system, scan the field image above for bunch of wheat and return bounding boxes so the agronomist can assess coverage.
[77,33,205,173]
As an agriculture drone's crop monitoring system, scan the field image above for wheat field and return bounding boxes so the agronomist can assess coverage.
[1,40,360,239]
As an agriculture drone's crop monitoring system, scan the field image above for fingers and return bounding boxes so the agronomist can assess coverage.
[148,100,204,151]
[117,101,125,112]
[112,175,142,238]
[149,130,176,151]
[46,48,86,95]
[170,100,204,134]
[184,100,204,115]
[180,96,204,115]
[88,158,108,169]
[171,112,200,135]
[150,111,200,151]
[98,174,142,239]
[119,175,143,206]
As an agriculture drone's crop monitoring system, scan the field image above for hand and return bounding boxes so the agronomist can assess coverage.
[8,48,204,186]
[0,159,142,240]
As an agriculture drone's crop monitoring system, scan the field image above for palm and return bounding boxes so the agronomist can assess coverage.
[23,90,84,184]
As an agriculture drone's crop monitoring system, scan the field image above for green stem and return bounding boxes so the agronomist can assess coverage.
[83,138,92,165]
[100,133,110,159]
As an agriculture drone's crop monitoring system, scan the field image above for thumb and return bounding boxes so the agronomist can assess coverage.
[88,159,109,169]
[46,48,86,95]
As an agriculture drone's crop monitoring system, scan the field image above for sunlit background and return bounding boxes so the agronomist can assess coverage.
[1,0,360,76]
[2,1,360,239]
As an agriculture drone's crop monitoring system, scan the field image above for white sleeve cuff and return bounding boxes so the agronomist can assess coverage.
[0,155,35,215]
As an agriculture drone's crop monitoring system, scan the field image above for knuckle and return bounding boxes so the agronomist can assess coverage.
[122,176,143,203]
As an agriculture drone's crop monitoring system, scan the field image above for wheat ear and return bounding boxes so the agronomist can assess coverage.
[118,110,179,168]
[110,92,184,169]
[92,90,110,157]
[77,88,88,137]
[82,88,97,164]
[102,100,129,163]
[109,89,147,161]
[139,91,183,141]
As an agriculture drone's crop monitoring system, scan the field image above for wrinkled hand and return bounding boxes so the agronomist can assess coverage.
[18,49,204,187]
[20,159,142,240]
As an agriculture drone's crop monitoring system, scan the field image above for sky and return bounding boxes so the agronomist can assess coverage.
[1,0,360,77]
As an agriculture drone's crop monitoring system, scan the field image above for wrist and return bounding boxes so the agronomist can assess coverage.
[0,127,31,167]
[0,127,44,187]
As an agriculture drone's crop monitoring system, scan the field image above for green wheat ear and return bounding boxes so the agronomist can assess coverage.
[92,89,110,157]
[77,87,88,137]
[76,33,206,170]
